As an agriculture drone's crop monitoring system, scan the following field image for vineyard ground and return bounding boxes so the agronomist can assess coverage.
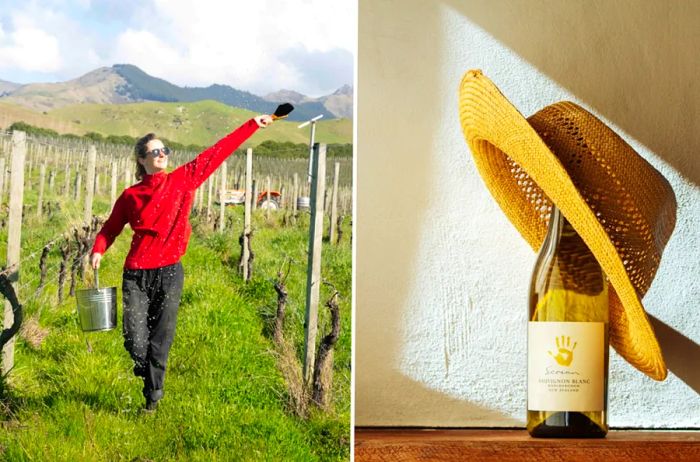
[0,193,351,461]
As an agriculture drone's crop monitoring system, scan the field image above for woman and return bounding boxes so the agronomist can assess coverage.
[90,114,273,411]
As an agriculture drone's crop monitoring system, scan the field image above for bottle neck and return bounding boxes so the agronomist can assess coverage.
[539,204,608,297]
[541,205,572,254]
[530,202,609,326]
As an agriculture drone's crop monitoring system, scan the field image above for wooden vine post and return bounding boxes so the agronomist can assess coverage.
[293,172,300,214]
[74,172,82,202]
[110,160,118,209]
[241,148,253,281]
[37,161,46,217]
[329,162,340,244]
[206,177,214,224]
[302,143,327,384]
[84,145,96,223]
[48,169,55,194]
[0,157,5,204]
[266,175,272,221]
[63,165,71,198]
[196,181,204,212]
[2,130,26,375]
[218,161,227,232]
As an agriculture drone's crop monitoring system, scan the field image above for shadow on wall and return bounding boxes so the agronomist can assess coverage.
[356,0,699,426]
[356,0,443,423]
[355,0,530,425]
[443,0,700,186]
[649,315,700,395]
[443,0,700,394]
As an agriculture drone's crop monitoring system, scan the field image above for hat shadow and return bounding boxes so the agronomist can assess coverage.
[649,315,700,395]
[443,0,700,186]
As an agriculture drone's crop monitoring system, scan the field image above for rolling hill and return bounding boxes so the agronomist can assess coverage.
[0,64,353,122]
[8,99,352,146]
[0,101,84,135]
[0,79,22,95]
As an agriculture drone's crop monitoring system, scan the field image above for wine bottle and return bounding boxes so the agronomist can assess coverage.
[527,205,609,438]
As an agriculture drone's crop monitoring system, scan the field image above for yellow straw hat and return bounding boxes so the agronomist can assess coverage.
[458,70,676,381]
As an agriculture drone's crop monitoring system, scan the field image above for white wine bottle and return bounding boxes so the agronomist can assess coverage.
[527,205,609,438]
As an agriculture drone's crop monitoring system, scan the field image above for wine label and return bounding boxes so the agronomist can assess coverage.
[528,322,606,412]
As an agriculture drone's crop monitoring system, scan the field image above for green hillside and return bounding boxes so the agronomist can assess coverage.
[48,100,352,147]
[113,64,336,122]
[0,101,85,135]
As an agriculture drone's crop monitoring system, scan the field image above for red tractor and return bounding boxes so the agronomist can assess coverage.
[219,189,282,210]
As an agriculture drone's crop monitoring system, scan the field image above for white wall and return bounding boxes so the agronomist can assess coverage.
[356,0,700,427]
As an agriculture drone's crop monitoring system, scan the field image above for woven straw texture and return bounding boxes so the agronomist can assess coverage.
[458,70,676,381]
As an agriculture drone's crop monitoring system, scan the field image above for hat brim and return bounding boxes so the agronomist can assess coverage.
[458,70,666,381]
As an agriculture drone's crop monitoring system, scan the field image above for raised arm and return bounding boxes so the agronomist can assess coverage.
[174,115,271,190]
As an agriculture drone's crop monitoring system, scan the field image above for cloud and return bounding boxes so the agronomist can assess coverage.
[108,0,355,95]
[0,25,62,72]
[278,45,353,95]
[111,29,184,77]
[0,1,102,79]
[0,0,355,96]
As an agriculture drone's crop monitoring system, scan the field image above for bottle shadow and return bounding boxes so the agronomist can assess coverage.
[648,315,700,394]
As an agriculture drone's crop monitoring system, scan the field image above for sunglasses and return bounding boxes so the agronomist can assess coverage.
[143,146,172,157]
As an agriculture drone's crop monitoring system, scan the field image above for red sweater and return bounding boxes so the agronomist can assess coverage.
[92,119,259,270]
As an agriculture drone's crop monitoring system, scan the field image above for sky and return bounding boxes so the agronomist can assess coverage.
[0,0,356,97]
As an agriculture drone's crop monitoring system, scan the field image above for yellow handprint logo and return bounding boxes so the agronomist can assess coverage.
[548,335,577,367]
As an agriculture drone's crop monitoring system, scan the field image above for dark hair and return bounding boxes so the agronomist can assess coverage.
[134,133,157,180]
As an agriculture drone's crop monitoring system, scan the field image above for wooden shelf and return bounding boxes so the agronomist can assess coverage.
[355,428,700,461]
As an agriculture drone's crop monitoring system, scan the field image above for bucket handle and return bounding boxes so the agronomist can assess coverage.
[94,266,99,289]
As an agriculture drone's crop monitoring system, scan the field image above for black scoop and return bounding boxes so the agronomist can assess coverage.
[273,103,295,119]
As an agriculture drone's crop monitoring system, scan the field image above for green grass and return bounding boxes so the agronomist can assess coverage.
[0,191,351,460]
[0,101,84,136]
[47,100,352,146]
[1,100,352,147]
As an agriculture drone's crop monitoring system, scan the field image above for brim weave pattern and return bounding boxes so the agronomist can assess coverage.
[458,70,676,381]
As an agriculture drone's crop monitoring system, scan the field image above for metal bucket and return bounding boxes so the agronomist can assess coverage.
[76,268,117,332]
[297,196,311,210]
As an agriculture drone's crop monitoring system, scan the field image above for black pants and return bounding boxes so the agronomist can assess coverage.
[122,262,184,402]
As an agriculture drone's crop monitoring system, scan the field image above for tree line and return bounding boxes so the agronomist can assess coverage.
[4,121,352,159]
